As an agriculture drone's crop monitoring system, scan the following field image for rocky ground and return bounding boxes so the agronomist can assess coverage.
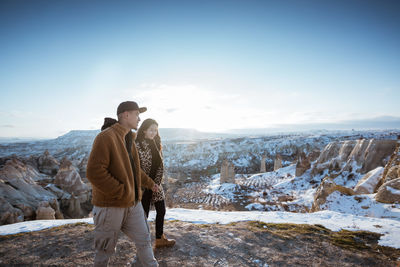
[0,220,399,267]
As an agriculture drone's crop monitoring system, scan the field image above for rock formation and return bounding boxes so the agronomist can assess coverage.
[1,158,41,183]
[66,196,84,218]
[311,177,355,212]
[14,203,35,221]
[375,178,400,204]
[380,142,400,183]
[0,158,63,225]
[354,167,384,194]
[308,149,321,162]
[54,158,90,203]
[273,154,282,171]
[0,195,24,225]
[53,158,91,218]
[384,166,400,183]
[343,139,397,174]
[371,142,400,193]
[260,156,267,173]
[228,163,235,180]
[45,183,71,200]
[296,152,310,177]
[37,150,60,175]
[49,198,64,219]
[0,158,57,207]
[220,160,228,183]
[311,139,397,177]
[36,201,56,220]
[220,160,235,184]
[311,141,356,176]
[78,155,89,180]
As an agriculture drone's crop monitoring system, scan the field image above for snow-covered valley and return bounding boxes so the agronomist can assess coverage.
[1,128,400,251]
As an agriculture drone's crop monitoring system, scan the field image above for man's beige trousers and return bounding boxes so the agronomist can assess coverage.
[92,203,158,267]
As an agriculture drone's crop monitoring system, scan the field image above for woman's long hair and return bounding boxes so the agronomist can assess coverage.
[136,118,162,151]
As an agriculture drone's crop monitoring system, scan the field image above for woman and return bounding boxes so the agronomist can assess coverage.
[136,118,175,248]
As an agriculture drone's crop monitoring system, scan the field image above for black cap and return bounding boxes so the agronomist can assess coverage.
[117,101,147,115]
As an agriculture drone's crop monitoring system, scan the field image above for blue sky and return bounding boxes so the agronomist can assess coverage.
[0,0,399,138]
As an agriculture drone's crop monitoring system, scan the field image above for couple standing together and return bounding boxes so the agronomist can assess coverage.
[86,101,175,267]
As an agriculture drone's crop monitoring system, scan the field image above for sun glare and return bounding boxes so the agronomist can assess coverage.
[137,84,235,132]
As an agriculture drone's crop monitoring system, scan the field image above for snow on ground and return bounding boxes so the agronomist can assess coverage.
[354,167,384,193]
[320,191,400,221]
[203,175,241,201]
[245,203,265,210]
[0,218,93,237]
[388,186,400,195]
[333,161,364,188]
[0,209,399,249]
[241,165,319,211]
[204,162,400,225]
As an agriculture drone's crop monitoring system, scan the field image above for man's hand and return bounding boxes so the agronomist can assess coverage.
[152,184,159,192]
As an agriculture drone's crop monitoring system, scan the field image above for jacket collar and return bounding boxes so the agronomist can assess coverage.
[111,122,137,139]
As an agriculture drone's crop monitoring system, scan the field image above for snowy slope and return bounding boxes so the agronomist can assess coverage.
[202,160,400,222]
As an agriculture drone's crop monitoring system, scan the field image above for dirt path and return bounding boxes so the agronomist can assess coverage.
[0,220,399,267]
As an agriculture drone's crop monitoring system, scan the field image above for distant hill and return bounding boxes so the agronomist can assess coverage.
[159,128,238,141]
[226,116,400,135]
[0,137,47,144]
[0,128,235,144]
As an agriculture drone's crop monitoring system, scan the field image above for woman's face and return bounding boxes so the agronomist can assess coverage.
[144,123,158,140]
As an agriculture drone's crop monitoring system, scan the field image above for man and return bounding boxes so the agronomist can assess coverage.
[87,101,159,267]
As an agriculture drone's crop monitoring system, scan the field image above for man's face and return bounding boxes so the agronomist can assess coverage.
[126,110,140,130]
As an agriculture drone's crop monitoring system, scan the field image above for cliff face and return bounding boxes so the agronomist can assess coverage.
[381,143,400,184]
[374,143,400,204]
[311,139,397,177]
[0,156,92,226]
[0,158,58,225]
[312,140,400,213]
[311,177,355,212]
[344,139,397,174]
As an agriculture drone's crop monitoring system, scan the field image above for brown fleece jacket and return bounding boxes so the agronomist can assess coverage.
[86,123,155,207]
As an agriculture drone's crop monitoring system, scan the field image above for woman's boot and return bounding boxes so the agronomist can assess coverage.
[155,234,175,248]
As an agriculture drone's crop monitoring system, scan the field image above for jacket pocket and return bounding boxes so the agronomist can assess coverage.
[93,206,108,227]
